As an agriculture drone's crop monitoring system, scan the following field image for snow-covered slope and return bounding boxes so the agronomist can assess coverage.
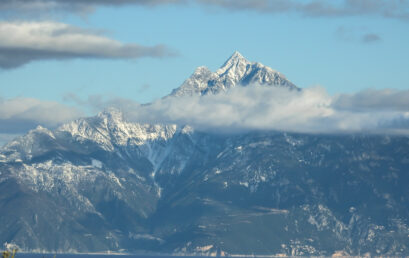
[1,108,179,161]
[57,108,178,151]
[1,53,409,256]
[170,51,298,97]
[0,107,197,252]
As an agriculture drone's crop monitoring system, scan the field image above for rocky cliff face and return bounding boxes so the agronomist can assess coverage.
[1,53,408,256]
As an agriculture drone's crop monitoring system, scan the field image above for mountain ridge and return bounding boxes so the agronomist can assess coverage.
[0,53,409,256]
[170,51,298,97]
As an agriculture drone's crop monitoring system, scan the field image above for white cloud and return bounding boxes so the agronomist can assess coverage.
[0,133,21,147]
[108,86,409,134]
[2,86,408,143]
[0,96,83,133]
[333,89,409,111]
[0,21,175,69]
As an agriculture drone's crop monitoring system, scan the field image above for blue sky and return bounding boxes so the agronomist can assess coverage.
[1,0,409,143]
[1,1,409,102]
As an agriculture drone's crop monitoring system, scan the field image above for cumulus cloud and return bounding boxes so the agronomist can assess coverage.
[0,96,83,134]
[96,86,409,134]
[0,21,175,69]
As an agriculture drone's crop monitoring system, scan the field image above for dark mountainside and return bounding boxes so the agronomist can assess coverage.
[1,53,408,256]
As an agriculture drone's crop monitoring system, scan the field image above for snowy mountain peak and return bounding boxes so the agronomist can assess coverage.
[216,51,251,81]
[193,66,212,75]
[56,109,179,150]
[170,51,298,97]
[231,50,244,58]
[97,107,124,125]
[170,66,216,97]
[0,108,182,163]
[218,51,250,73]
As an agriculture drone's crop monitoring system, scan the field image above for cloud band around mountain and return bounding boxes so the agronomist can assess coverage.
[0,21,175,69]
[1,86,409,146]
[120,86,409,134]
[69,86,409,135]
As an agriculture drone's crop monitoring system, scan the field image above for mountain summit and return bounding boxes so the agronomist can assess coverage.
[170,51,298,97]
[1,53,409,256]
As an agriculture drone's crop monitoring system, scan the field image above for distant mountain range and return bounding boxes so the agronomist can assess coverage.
[1,52,408,256]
